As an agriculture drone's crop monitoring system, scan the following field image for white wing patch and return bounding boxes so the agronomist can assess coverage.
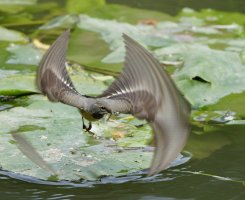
[105,80,149,99]
[106,88,128,98]
[52,63,77,93]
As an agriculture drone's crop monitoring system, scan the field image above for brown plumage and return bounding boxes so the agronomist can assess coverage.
[28,29,190,176]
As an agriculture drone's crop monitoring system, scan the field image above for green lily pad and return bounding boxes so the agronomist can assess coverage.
[155,44,245,107]
[39,15,78,30]
[0,95,189,181]
[82,4,173,24]
[68,29,121,75]
[0,65,110,97]
[0,74,37,96]
[0,69,18,78]
[66,0,105,14]
[203,92,245,118]
[76,14,176,63]
[0,26,27,42]
[0,42,37,72]
[0,0,37,14]
[178,7,245,28]
[6,43,43,65]
[0,0,37,5]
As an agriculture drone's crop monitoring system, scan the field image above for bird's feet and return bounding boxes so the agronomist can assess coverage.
[82,119,97,137]
[82,117,92,132]
[83,121,92,132]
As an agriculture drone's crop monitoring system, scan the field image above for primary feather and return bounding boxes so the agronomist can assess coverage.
[37,29,88,109]
[100,34,190,175]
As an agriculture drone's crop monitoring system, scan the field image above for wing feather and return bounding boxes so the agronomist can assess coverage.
[37,29,88,109]
[100,34,191,176]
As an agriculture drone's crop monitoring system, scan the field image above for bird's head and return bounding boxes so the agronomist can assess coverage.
[87,102,111,120]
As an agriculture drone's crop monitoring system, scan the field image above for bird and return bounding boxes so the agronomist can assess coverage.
[35,29,191,176]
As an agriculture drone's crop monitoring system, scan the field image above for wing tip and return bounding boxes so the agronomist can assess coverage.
[122,33,137,46]
[147,125,190,177]
[37,29,71,97]
[59,28,71,40]
[64,28,71,36]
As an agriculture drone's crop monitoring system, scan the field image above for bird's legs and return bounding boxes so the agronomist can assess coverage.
[82,117,92,132]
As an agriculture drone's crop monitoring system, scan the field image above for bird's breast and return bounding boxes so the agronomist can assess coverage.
[79,110,101,121]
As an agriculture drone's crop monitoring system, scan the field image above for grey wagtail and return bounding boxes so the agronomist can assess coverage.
[14,29,190,176]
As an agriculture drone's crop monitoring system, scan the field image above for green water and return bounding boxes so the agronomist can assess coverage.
[1,0,245,199]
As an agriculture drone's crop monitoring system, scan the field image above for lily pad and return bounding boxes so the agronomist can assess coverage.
[6,43,43,65]
[0,95,189,181]
[66,0,105,14]
[0,0,37,14]
[155,44,245,107]
[0,65,111,97]
[0,42,37,72]
[77,14,176,63]
[0,26,27,42]
[0,69,18,78]
[0,74,37,96]
[203,92,245,118]
[68,29,122,75]
[39,15,78,30]
[0,0,37,5]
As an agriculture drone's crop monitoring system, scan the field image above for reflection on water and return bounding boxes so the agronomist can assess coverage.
[1,124,245,199]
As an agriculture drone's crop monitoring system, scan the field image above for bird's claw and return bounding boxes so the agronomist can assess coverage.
[82,118,96,136]
[83,122,92,132]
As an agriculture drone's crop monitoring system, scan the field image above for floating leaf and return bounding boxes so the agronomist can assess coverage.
[204,92,245,118]
[39,15,78,30]
[0,0,37,5]
[0,74,37,96]
[0,69,18,78]
[0,26,27,42]
[155,44,245,107]
[66,0,105,14]
[6,43,43,65]
[0,95,189,181]
[77,14,176,63]
[0,66,108,97]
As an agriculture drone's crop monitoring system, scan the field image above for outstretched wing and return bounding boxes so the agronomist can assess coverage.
[100,34,191,176]
[37,29,87,109]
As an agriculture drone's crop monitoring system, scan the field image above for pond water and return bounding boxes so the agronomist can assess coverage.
[0,0,245,199]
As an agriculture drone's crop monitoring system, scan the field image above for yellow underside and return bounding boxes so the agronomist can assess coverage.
[79,110,98,121]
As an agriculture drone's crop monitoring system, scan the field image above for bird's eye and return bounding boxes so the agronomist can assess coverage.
[100,106,106,110]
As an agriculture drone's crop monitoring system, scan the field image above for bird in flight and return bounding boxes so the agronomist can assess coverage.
[16,29,190,176]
